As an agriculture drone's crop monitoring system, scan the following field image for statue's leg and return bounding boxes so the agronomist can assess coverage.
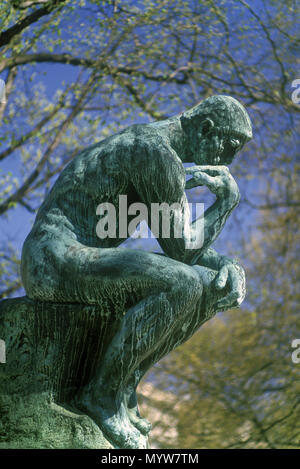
[123,380,152,435]
[123,263,221,435]
[76,288,202,447]
[23,239,205,448]
[65,247,204,448]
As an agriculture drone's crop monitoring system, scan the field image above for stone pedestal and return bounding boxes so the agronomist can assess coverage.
[0,297,140,449]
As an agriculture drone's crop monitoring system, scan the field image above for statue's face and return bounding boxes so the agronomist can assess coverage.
[214,131,246,165]
[181,99,252,165]
[191,122,247,166]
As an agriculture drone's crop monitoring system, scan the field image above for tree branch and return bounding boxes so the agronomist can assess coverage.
[0,1,65,49]
[0,280,23,299]
[0,74,96,215]
[0,84,71,161]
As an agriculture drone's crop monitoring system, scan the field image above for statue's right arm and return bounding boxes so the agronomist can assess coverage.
[130,140,202,263]
[130,141,240,266]
[184,165,240,264]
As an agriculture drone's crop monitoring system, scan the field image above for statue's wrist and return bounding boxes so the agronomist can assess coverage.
[214,177,240,205]
[218,187,240,206]
[219,255,240,269]
[215,197,238,219]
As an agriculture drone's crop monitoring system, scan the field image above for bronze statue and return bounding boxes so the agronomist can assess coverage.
[18,95,252,448]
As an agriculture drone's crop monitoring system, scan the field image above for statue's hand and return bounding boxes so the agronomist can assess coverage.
[213,262,246,311]
[185,165,240,203]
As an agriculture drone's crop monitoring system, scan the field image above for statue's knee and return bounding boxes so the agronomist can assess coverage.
[21,236,62,300]
[170,267,203,305]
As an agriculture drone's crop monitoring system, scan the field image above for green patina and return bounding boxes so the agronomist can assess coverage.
[0,95,252,449]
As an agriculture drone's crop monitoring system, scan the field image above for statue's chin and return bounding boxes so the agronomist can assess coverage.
[193,154,205,165]
[194,154,212,166]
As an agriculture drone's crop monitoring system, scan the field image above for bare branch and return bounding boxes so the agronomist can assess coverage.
[243,197,300,210]
[0,280,23,299]
[0,84,72,161]
[0,1,65,49]
[237,0,289,96]
[0,74,96,215]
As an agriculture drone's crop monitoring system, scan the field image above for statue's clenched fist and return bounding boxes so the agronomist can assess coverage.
[185,165,240,203]
[214,261,246,311]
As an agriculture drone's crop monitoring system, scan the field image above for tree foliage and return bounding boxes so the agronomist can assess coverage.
[142,196,300,448]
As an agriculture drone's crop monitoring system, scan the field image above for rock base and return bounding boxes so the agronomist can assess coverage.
[0,296,147,449]
[0,392,114,449]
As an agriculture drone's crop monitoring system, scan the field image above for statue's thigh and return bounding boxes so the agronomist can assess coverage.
[93,248,202,307]
[92,247,199,290]
[58,243,202,306]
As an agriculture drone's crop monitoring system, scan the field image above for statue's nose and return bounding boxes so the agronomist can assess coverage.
[221,141,236,164]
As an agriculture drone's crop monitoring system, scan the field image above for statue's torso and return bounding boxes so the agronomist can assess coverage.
[27,122,184,249]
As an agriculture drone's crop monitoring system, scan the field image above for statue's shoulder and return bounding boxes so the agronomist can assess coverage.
[123,123,185,189]
[63,122,178,178]
[126,122,174,155]
[72,122,170,162]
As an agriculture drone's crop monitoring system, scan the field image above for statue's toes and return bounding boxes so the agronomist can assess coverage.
[136,418,152,436]
[128,413,152,435]
[70,388,146,448]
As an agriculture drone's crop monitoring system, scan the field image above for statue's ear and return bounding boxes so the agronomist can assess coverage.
[200,118,214,136]
[180,114,214,135]
[180,114,192,134]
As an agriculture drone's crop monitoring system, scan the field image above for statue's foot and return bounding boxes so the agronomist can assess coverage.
[127,408,152,435]
[72,389,144,449]
[123,385,152,435]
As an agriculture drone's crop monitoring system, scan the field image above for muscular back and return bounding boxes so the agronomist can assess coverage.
[21,120,187,298]
[31,122,183,246]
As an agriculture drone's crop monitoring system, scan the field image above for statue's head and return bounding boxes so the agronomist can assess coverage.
[180,95,252,165]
